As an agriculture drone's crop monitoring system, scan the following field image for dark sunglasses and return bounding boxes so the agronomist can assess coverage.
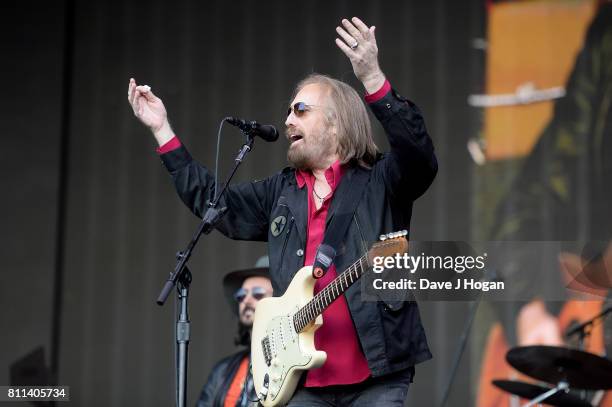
[234,286,269,303]
[287,102,317,117]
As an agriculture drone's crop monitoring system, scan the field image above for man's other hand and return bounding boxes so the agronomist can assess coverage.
[334,17,386,94]
[127,78,174,146]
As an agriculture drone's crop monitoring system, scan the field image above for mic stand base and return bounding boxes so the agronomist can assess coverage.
[522,381,569,407]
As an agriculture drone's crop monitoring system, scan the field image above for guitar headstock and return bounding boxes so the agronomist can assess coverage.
[367,230,408,264]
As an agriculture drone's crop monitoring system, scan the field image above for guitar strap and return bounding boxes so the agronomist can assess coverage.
[312,166,370,279]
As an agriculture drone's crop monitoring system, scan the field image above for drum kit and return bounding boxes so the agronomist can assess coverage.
[492,306,612,407]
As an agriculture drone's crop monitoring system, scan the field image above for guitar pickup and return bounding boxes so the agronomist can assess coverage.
[262,336,272,366]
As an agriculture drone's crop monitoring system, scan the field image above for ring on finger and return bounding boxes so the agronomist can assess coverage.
[350,41,359,50]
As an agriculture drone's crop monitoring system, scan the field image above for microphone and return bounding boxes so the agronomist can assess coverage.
[226,117,279,142]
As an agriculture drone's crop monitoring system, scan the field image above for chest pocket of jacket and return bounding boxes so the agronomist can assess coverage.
[268,196,297,291]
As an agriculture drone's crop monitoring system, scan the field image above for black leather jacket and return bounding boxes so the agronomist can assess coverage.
[162,88,437,377]
[196,349,255,407]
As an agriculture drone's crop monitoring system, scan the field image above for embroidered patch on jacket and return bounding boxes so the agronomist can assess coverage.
[270,215,287,237]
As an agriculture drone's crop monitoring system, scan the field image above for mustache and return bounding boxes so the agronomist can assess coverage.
[285,127,302,137]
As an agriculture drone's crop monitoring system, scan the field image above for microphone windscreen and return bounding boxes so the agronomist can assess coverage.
[259,125,279,142]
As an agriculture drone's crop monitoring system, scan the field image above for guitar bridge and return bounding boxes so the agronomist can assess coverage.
[262,336,272,366]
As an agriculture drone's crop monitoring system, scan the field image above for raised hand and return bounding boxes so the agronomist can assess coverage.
[127,78,174,146]
[334,17,385,93]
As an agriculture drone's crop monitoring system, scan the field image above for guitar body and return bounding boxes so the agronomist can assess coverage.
[251,231,409,406]
[251,265,327,407]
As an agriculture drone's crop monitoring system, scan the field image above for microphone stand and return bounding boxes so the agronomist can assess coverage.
[156,133,255,407]
[565,304,612,348]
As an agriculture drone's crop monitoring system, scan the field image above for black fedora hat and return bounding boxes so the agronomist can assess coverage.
[222,256,270,314]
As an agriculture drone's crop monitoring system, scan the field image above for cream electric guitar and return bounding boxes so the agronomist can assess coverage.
[251,231,408,406]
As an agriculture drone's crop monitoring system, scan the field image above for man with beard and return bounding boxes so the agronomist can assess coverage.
[129,16,437,406]
[196,257,272,407]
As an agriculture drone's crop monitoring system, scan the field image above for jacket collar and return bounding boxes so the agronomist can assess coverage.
[325,165,362,227]
[282,163,366,242]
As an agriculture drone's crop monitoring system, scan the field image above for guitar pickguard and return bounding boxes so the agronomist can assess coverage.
[261,310,312,401]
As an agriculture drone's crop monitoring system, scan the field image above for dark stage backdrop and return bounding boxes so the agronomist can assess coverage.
[2,0,484,405]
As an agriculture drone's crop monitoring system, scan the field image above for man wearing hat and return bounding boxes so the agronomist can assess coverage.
[196,256,273,407]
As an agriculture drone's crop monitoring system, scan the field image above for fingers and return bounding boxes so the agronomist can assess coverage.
[138,95,145,116]
[341,18,365,42]
[133,90,142,115]
[128,78,158,107]
[335,38,357,59]
[336,26,358,49]
[337,17,377,51]
[138,85,157,102]
[350,17,371,38]
[135,85,151,94]
[134,86,156,115]
[128,78,137,106]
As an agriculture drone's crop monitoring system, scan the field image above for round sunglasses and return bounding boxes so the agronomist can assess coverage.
[233,286,269,303]
[287,102,320,117]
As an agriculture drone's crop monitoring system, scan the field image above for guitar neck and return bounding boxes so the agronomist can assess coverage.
[293,254,369,333]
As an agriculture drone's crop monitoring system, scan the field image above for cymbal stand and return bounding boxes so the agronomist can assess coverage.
[522,380,568,407]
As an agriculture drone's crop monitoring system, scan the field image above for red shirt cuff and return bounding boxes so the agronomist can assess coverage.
[364,79,391,104]
[156,136,181,154]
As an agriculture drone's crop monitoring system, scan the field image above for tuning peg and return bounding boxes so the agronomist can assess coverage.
[379,234,387,241]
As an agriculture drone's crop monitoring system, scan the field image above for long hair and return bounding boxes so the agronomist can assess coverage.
[292,74,379,167]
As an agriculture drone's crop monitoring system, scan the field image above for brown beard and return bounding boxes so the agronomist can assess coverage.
[287,144,313,169]
[287,130,336,170]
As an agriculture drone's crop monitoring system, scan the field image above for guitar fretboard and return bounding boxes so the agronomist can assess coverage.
[293,254,368,333]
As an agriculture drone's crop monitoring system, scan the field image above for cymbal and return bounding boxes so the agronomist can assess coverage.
[507,346,612,390]
[492,380,591,407]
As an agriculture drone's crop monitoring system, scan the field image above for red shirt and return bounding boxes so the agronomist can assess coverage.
[296,162,371,386]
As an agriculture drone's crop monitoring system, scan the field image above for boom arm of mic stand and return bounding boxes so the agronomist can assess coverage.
[156,206,227,305]
[565,304,612,340]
